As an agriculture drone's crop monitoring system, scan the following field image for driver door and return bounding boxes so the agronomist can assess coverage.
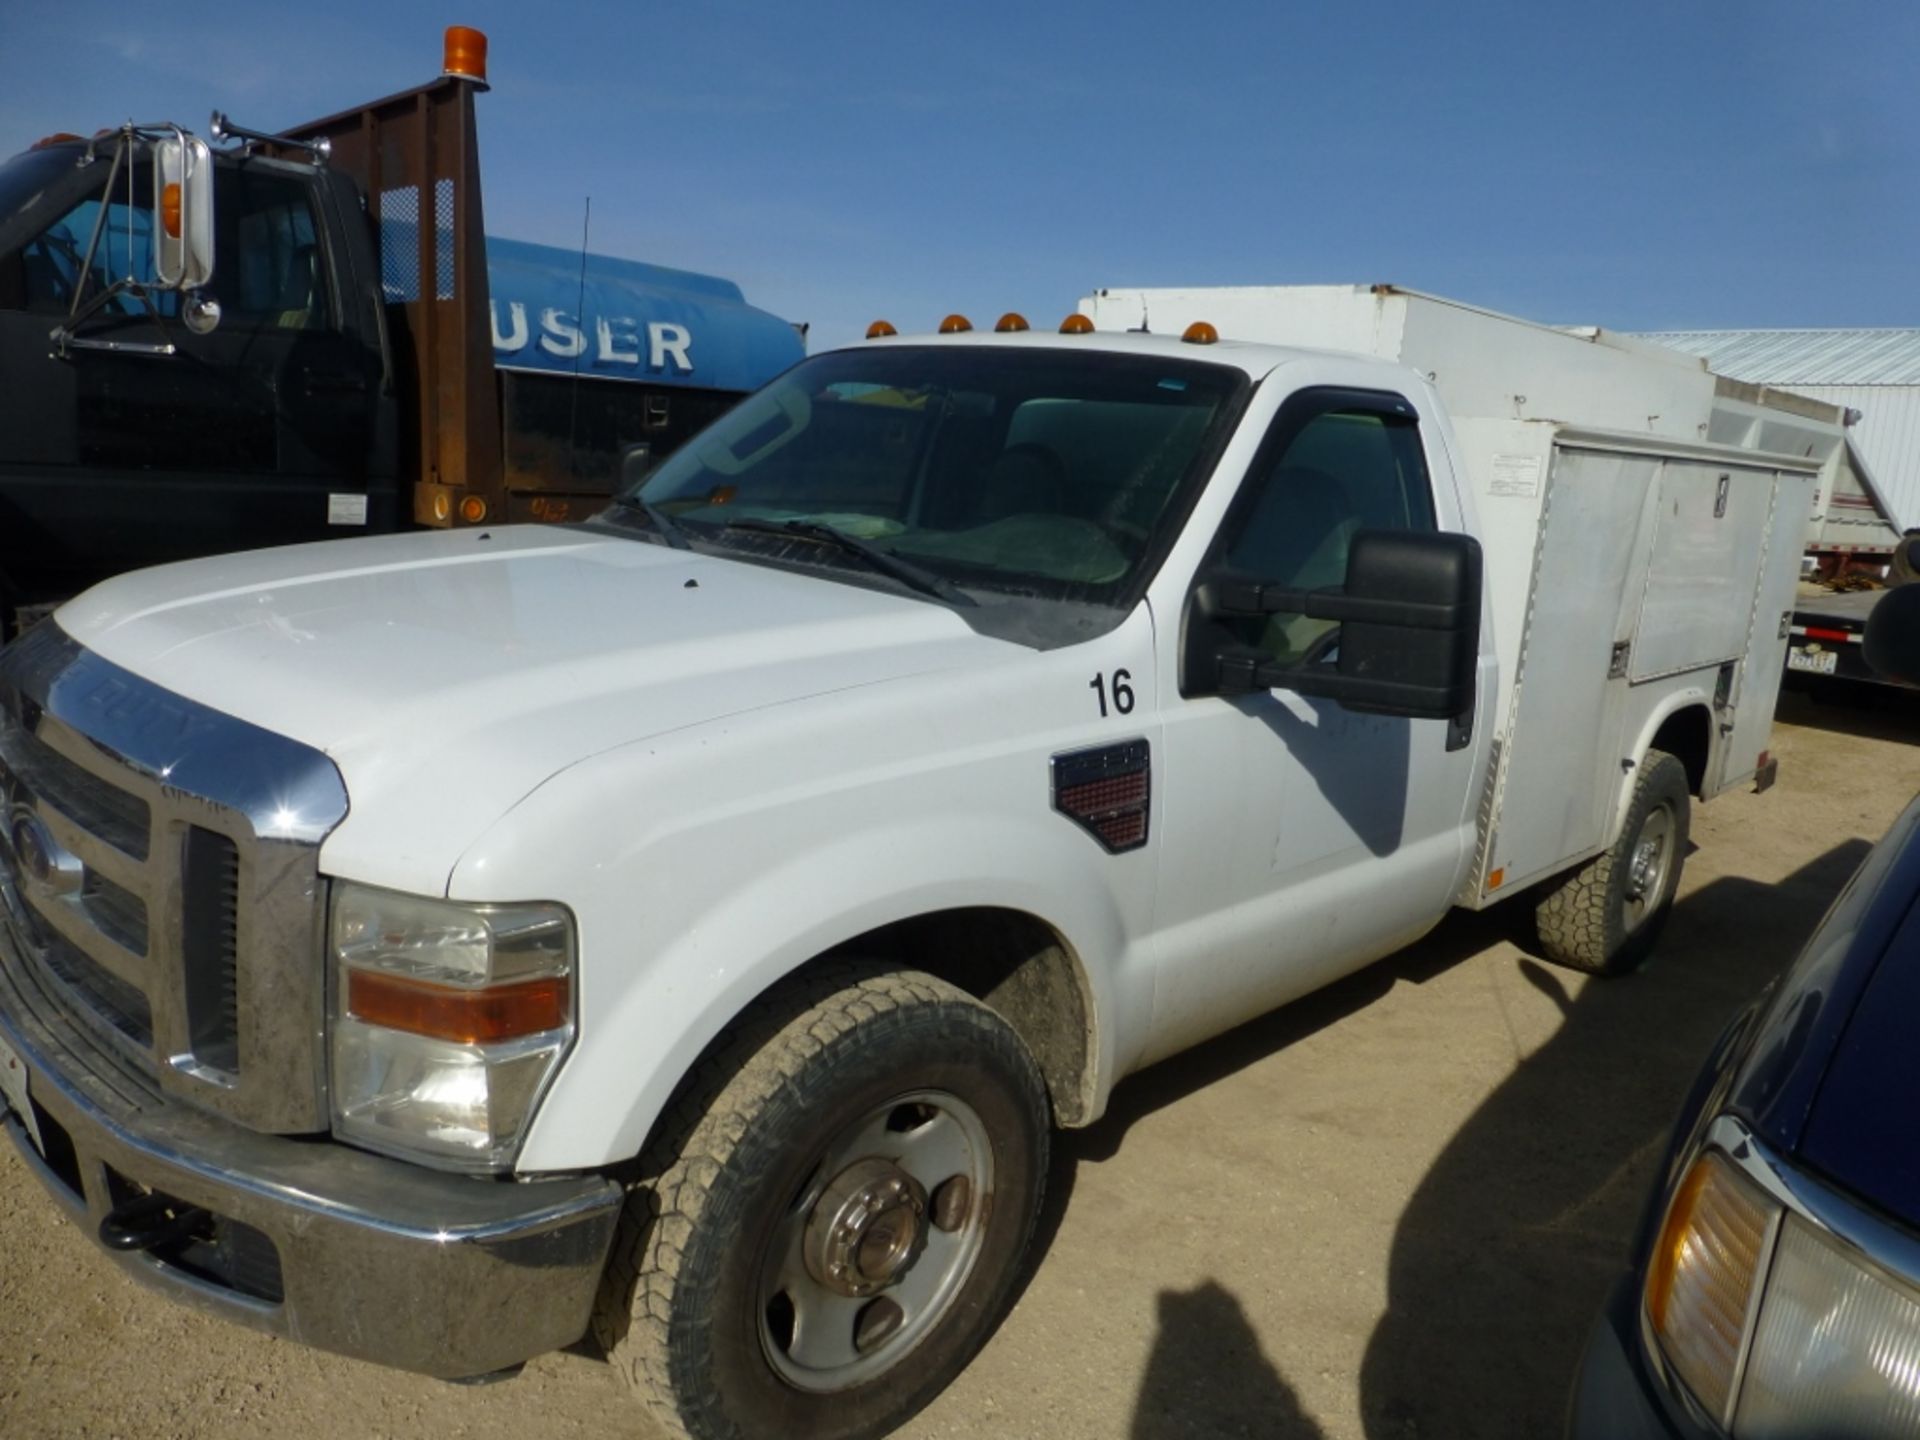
[1143,386,1481,1062]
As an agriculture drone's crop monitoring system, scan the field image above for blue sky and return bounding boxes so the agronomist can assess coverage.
[5,1,1915,352]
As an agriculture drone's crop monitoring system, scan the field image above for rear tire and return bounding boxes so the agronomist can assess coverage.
[1534,749,1690,975]
[593,963,1049,1440]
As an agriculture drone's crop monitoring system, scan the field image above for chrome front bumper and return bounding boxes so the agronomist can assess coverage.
[0,919,623,1379]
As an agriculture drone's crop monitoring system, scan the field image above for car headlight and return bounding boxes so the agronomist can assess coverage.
[1646,1139,1920,1437]
[1734,1214,1920,1438]
[329,882,575,1173]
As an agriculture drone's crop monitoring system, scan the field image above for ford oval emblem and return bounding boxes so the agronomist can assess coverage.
[7,810,83,898]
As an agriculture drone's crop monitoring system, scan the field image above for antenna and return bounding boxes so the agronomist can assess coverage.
[566,196,591,484]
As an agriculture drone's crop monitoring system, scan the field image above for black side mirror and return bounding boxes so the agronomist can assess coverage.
[1185,529,1482,736]
[619,442,655,490]
[1864,583,1920,686]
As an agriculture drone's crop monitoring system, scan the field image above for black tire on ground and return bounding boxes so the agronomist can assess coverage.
[593,963,1050,1440]
[1534,748,1691,976]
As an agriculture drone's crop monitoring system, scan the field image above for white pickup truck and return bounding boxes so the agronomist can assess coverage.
[0,287,1815,1440]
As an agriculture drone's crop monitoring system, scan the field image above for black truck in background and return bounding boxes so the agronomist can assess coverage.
[0,26,803,638]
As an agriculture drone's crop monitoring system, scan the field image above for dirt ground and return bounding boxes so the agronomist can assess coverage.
[2,687,1916,1440]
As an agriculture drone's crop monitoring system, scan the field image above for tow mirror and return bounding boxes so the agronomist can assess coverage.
[1187,529,1483,738]
[1864,583,1920,686]
[152,130,215,292]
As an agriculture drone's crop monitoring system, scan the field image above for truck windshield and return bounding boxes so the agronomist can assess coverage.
[629,346,1247,611]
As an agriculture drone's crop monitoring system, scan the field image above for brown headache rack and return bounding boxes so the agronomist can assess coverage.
[280,70,502,528]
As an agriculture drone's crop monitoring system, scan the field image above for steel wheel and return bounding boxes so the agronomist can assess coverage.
[758,1090,993,1391]
[1620,804,1676,934]
[595,964,1049,1440]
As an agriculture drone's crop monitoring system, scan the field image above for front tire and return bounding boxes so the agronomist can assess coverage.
[594,964,1049,1440]
[1534,749,1691,975]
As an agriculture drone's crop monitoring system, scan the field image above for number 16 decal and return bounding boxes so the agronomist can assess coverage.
[1090,669,1135,717]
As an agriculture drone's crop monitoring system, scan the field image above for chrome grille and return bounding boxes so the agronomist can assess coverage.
[0,623,347,1132]
[0,715,150,860]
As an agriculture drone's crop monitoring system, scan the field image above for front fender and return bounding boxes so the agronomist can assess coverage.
[448,702,1159,1174]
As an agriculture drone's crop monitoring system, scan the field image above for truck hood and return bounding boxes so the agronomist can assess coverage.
[57,525,1018,894]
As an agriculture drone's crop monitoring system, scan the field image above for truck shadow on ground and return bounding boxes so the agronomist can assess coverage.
[1091,838,1869,1440]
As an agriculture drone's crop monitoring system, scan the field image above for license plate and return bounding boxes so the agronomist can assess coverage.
[0,1030,42,1156]
[1788,646,1839,676]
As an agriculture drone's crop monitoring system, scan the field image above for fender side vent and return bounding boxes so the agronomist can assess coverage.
[1052,740,1151,853]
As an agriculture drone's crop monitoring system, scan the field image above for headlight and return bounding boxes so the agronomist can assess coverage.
[329,882,575,1173]
[1734,1216,1920,1438]
[1646,1137,1920,1437]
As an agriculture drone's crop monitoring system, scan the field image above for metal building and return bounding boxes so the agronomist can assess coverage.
[1636,329,1920,532]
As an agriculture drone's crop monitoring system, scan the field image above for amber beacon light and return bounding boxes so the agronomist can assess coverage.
[443,26,490,86]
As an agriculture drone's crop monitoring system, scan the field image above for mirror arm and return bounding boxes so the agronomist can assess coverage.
[1202,579,1467,630]
[1217,651,1463,715]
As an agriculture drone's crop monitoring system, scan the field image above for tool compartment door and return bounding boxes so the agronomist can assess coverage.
[1483,446,1657,896]
[1715,467,1814,792]
[1628,462,1774,681]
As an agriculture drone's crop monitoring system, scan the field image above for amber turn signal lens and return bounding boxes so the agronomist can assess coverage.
[939,314,973,334]
[443,25,489,83]
[160,182,182,239]
[348,969,569,1045]
[866,319,898,339]
[995,313,1030,333]
[1059,314,1095,335]
[459,495,488,523]
[1645,1150,1777,1422]
[1182,321,1220,345]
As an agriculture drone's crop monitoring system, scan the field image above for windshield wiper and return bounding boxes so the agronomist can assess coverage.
[608,494,691,549]
[722,517,974,607]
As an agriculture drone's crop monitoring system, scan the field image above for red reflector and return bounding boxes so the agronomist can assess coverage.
[1803,627,1850,643]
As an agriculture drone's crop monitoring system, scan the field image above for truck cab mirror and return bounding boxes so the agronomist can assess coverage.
[1187,529,1483,732]
[152,131,215,291]
[1864,583,1920,686]
[619,442,655,489]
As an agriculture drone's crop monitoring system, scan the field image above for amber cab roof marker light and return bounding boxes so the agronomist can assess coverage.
[1182,321,1220,345]
[443,26,490,88]
[1059,314,1096,335]
[994,313,1030,333]
[866,320,898,340]
[939,314,973,334]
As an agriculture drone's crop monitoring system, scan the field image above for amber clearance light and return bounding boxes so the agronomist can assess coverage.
[161,182,182,239]
[347,969,569,1045]
[443,25,490,85]
[1059,313,1095,335]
